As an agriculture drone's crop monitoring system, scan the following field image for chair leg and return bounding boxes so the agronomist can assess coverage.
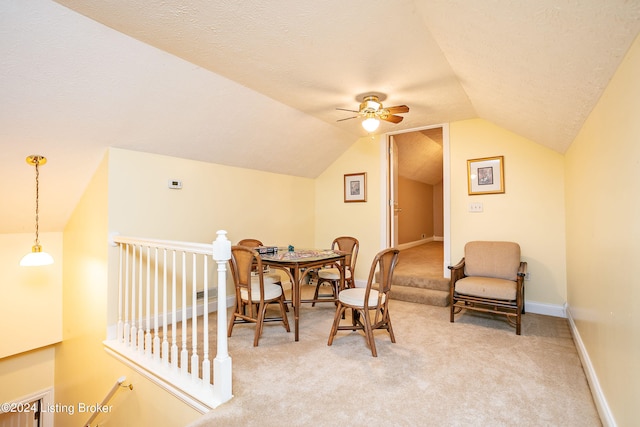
[384,309,396,343]
[253,303,268,347]
[313,278,337,307]
[279,297,291,332]
[327,303,346,346]
[362,308,377,357]
[227,312,237,337]
[311,280,321,307]
[450,302,455,323]
[277,283,289,312]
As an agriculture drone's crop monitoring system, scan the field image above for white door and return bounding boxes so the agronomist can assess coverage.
[388,135,400,247]
[0,399,41,427]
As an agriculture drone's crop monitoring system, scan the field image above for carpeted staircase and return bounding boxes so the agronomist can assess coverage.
[389,241,450,307]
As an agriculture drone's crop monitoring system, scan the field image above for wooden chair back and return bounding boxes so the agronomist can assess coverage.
[332,236,359,277]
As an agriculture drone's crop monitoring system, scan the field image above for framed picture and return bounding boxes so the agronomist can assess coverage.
[344,172,367,202]
[467,156,504,195]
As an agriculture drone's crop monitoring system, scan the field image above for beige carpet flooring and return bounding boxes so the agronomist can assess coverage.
[186,286,601,427]
[394,241,445,280]
[390,241,450,306]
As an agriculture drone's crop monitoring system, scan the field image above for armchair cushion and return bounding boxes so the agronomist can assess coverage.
[454,276,517,300]
[464,241,521,281]
[318,267,352,280]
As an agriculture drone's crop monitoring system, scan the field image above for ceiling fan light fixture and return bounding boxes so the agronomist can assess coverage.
[360,96,382,113]
[362,116,380,132]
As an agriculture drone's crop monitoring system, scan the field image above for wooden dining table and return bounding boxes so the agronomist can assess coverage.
[259,248,346,341]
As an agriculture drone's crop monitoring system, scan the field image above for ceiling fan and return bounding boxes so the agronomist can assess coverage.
[337,95,410,132]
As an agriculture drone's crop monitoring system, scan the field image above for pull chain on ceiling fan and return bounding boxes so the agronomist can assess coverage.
[337,95,409,132]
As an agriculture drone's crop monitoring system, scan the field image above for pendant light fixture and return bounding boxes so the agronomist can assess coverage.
[20,155,54,267]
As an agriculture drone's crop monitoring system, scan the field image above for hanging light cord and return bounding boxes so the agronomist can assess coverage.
[33,159,41,248]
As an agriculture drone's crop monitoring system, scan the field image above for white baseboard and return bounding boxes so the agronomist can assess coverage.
[397,237,436,251]
[566,304,615,427]
[524,301,566,318]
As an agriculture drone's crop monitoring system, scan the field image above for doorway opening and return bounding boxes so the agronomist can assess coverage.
[385,124,450,278]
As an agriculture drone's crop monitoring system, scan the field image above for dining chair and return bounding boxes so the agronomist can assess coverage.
[228,245,290,346]
[327,247,399,357]
[237,238,288,311]
[311,236,359,306]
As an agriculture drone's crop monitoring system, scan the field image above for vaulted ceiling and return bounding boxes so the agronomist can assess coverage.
[2,0,640,233]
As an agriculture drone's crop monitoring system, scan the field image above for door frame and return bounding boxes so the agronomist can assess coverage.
[382,123,451,278]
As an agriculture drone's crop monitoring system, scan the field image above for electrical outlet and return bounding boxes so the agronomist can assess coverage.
[525,272,531,281]
[468,202,483,213]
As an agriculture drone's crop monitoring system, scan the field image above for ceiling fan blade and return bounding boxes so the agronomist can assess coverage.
[386,105,409,114]
[380,114,404,124]
[336,108,360,113]
[337,116,358,122]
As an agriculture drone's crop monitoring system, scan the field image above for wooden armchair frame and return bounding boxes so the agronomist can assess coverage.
[448,241,527,335]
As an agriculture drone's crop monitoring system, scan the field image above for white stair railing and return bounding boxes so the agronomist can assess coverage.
[105,230,233,412]
[84,376,133,427]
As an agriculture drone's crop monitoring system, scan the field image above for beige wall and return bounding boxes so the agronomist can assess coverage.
[107,147,315,246]
[449,118,567,306]
[565,34,640,426]
[54,152,202,426]
[397,176,434,244]
[0,232,62,359]
[107,147,317,300]
[0,232,61,407]
[433,181,444,238]
[315,136,384,283]
[0,347,55,404]
[315,125,567,308]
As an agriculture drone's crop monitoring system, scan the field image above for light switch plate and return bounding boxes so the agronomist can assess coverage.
[468,202,483,212]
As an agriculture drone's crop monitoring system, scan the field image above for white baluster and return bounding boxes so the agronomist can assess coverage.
[145,246,152,357]
[191,253,199,381]
[171,250,178,371]
[202,257,210,386]
[153,247,160,362]
[130,245,137,349]
[138,245,144,355]
[117,243,123,343]
[162,248,169,367]
[213,230,232,402]
[124,244,130,345]
[181,251,188,376]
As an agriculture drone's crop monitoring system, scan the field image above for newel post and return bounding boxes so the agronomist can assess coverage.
[212,230,233,403]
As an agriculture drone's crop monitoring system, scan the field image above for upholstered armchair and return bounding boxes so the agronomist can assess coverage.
[448,241,527,335]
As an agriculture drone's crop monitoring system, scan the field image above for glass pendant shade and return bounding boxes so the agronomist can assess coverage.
[362,117,380,132]
[20,245,54,266]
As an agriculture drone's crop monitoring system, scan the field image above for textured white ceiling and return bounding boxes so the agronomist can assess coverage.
[395,129,443,186]
[2,0,640,233]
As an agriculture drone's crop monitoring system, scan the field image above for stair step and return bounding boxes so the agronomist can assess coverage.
[390,285,450,307]
[392,274,449,292]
